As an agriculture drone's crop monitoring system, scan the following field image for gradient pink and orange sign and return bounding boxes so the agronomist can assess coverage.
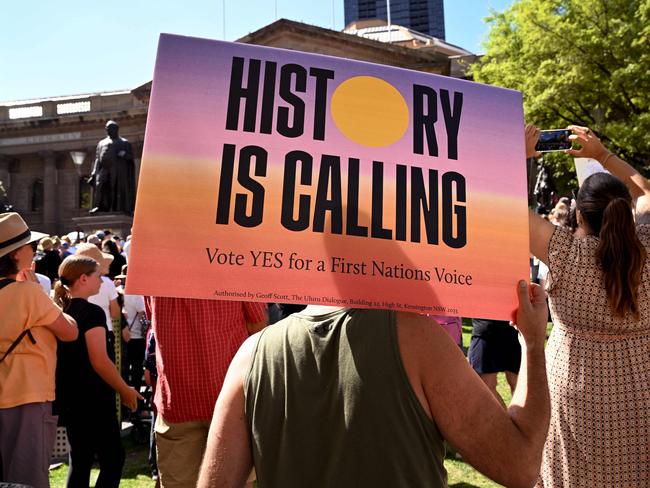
[127,33,530,320]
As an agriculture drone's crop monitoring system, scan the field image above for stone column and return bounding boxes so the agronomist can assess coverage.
[41,151,57,233]
[41,101,57,118]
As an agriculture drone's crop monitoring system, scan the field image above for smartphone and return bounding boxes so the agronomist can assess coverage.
[535,129,572,152]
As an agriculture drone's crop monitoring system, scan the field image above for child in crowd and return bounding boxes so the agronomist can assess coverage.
[54,255,142,488]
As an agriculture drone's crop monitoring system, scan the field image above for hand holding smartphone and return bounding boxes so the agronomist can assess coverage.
[535,129,572,152]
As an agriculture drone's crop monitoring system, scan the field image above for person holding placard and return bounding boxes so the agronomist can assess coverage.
[198,280,551,488]
[526,125,650,487]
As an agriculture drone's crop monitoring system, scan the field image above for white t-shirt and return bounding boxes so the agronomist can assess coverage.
[36,273,52,297]
[122,240,131,262]
[89,276,119,331]
[123,294,146,339]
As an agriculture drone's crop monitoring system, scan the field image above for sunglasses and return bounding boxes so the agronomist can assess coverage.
[30,242,38,252]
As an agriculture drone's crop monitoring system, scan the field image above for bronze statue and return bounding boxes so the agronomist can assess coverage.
[0,181,12,212]
[89,120,135,214]
[533,160,556,213]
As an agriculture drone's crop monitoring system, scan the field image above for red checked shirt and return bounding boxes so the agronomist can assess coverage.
[148,297,267,423]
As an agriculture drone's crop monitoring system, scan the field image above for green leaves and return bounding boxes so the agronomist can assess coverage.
[472,0,650,192]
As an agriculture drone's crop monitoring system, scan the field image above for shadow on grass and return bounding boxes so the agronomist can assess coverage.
[449,483,483,488]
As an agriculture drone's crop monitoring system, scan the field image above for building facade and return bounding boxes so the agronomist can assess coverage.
[0,18,472,235]
[0,87,149,235]
[344,0,445,39]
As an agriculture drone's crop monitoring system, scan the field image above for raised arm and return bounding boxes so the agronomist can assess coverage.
[413,282,550,488]
[528,210,555,265]
[525,125,556,263]
[567,125,650,219]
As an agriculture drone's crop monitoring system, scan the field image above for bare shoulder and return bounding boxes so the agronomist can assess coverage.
[12,280,42,292]
[233,333,261,369]
[396,311,441,329]
[395,312,443,342]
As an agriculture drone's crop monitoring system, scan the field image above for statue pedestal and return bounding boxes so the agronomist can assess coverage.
[72,213,134,239]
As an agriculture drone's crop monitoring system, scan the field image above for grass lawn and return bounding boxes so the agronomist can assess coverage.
[51,320,546,488]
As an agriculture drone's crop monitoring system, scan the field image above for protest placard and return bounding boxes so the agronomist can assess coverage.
[127,34,529,320]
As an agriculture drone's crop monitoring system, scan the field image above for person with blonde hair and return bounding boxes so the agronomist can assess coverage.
[74,243,121,349]
[34,235,61,282]
[0,212,77,487]
[54,255,143,488]
[526,125,650,487]
[548,206,568,227]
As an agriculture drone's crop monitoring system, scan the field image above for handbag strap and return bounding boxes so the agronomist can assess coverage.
[0,278,37,364]
[127,311,141,331]
[1,329,37,364]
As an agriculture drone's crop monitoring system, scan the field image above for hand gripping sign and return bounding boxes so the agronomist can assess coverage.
[127,34,529,320]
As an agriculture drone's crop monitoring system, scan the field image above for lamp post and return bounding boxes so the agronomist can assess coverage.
[387,0,392,43]
[70,151,86,174]
[70,151,92,213]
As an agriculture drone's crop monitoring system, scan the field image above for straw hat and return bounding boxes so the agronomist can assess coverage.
[87,235,102,246]
[0,212,48,258]
[74,242,113,274]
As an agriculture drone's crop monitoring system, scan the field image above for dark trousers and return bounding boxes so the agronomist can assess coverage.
[65,408,125,488]
[0,402,57,488]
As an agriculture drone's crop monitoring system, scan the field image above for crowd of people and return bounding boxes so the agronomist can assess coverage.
[0,123,648,488]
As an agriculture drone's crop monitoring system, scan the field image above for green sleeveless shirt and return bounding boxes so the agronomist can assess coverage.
[245,308,447,487]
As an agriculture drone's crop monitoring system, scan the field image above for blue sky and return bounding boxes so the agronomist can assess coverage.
[0,0,512,102]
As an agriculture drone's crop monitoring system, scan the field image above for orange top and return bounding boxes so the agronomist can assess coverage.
[0,281,61,408]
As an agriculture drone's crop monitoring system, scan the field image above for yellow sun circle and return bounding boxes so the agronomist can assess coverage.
[330,76,409,147]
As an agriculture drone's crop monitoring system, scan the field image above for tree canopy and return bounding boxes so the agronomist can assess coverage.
[471,0,650,193]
